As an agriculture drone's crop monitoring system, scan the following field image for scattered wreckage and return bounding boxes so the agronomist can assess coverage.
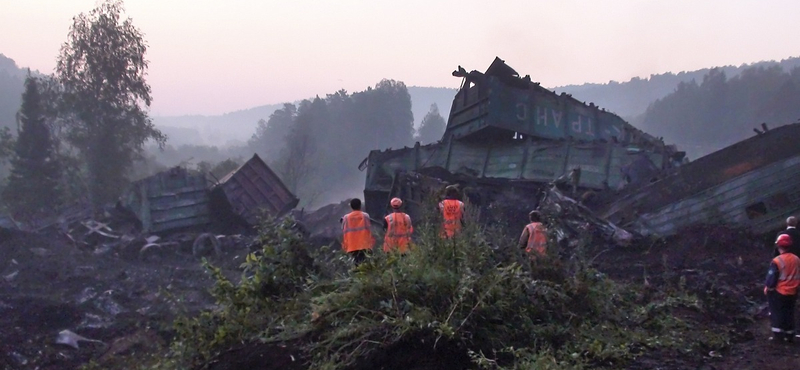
[360,57,685,246]
[360,57,800,245]
[4,154,299,259]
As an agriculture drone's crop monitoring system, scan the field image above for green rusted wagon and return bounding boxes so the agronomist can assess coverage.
[362,57,684,218]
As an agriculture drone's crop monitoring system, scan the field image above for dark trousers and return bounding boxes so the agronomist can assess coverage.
[768,291,797,339]
[348,249,371,267]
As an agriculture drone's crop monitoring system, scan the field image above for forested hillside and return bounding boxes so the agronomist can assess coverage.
[639,65,800,159]
[559,57,800,120]
[152,87,456,147]
[247,81,425,207]
[4,49,800,202]
[0,54,27,130]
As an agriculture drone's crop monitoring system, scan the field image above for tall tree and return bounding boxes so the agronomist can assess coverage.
[2,76,61,217]
[56,0,165,207]
[352,79,414,151]
[415,103,446,144]
[249,103,296,161]
[277,98,325,201]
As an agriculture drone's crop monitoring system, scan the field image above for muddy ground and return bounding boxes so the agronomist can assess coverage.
[1,224,800,370]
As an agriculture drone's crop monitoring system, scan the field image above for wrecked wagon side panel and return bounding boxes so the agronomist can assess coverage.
[215,154,299,225]
[600,123,800,236]
[122,167,211,234]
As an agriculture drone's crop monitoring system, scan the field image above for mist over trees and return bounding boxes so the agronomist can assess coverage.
[251,103,296,161]
[639,65,800,159]
[0,0,173,219]
[3,7,800,214]
[249,80,415,207]
[0,54,27,131]
[415,103,446,144]
[559,57,800,120]
[56,0,165,208]
[2,76,61,217]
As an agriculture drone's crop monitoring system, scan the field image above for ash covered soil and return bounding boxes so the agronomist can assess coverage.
[2,225,800,370]
[595,225,800,370]
[0,229,248,370]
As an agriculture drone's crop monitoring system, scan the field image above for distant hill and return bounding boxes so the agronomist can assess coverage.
[152,104,284,147]
[0,54,28,130]
[152,87,459,147]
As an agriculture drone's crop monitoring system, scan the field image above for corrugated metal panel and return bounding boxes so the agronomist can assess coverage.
[523,144,567,181]
[444,58,670,155]
[123,167,210,234]
[606,147,629,189]
[366,139,641,194]
[447,143,487,176]
[217,154,299,225]
[566,144,609,188]
[630,154,800,235]
[600,123,800,236]
[484,145,525,179]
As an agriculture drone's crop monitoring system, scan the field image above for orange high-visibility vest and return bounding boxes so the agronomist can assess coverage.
[524,222,548,256]
[384,212,413,253]
[342,211,374,253]
[439,199,464,238]
[773,254,800,295]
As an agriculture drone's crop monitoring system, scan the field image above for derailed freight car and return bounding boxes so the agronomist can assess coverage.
[597,123,800,236]
[362,57,685,217]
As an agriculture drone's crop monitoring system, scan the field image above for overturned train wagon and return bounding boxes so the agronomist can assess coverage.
[122,155,299,235]
[212,154,299,226]
[363,57,683,217]
[597,123,800,236]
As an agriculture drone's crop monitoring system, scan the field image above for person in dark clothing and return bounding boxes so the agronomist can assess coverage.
[775,216,800,257]
[765,234,800,342]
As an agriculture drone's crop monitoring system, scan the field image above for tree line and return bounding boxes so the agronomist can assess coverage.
[560,57,800,120]
[639,65,800,159]
[248,85,446,208]
[1,0,164,221]
[1,0,448,220]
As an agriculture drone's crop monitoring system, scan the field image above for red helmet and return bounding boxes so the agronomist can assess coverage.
[777,234,793,248]
[390,197,402,209]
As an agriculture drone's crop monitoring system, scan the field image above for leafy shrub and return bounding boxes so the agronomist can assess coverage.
[152,209,730,370]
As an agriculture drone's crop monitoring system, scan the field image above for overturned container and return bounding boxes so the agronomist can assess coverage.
[210,154,299,227]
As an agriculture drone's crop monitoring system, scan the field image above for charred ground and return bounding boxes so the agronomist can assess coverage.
[2,213,797,370]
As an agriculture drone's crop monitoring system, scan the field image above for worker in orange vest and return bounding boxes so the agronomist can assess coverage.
[519,210,548,258]
[383,197,413,253]
[438,185,465,238]
[340,198,375,266]
[765,233,800,342]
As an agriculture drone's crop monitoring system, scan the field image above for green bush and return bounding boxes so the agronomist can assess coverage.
[151,211,729,370]
[153,217,319,369]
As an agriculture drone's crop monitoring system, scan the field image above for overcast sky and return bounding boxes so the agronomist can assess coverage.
[2,0,799,116]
